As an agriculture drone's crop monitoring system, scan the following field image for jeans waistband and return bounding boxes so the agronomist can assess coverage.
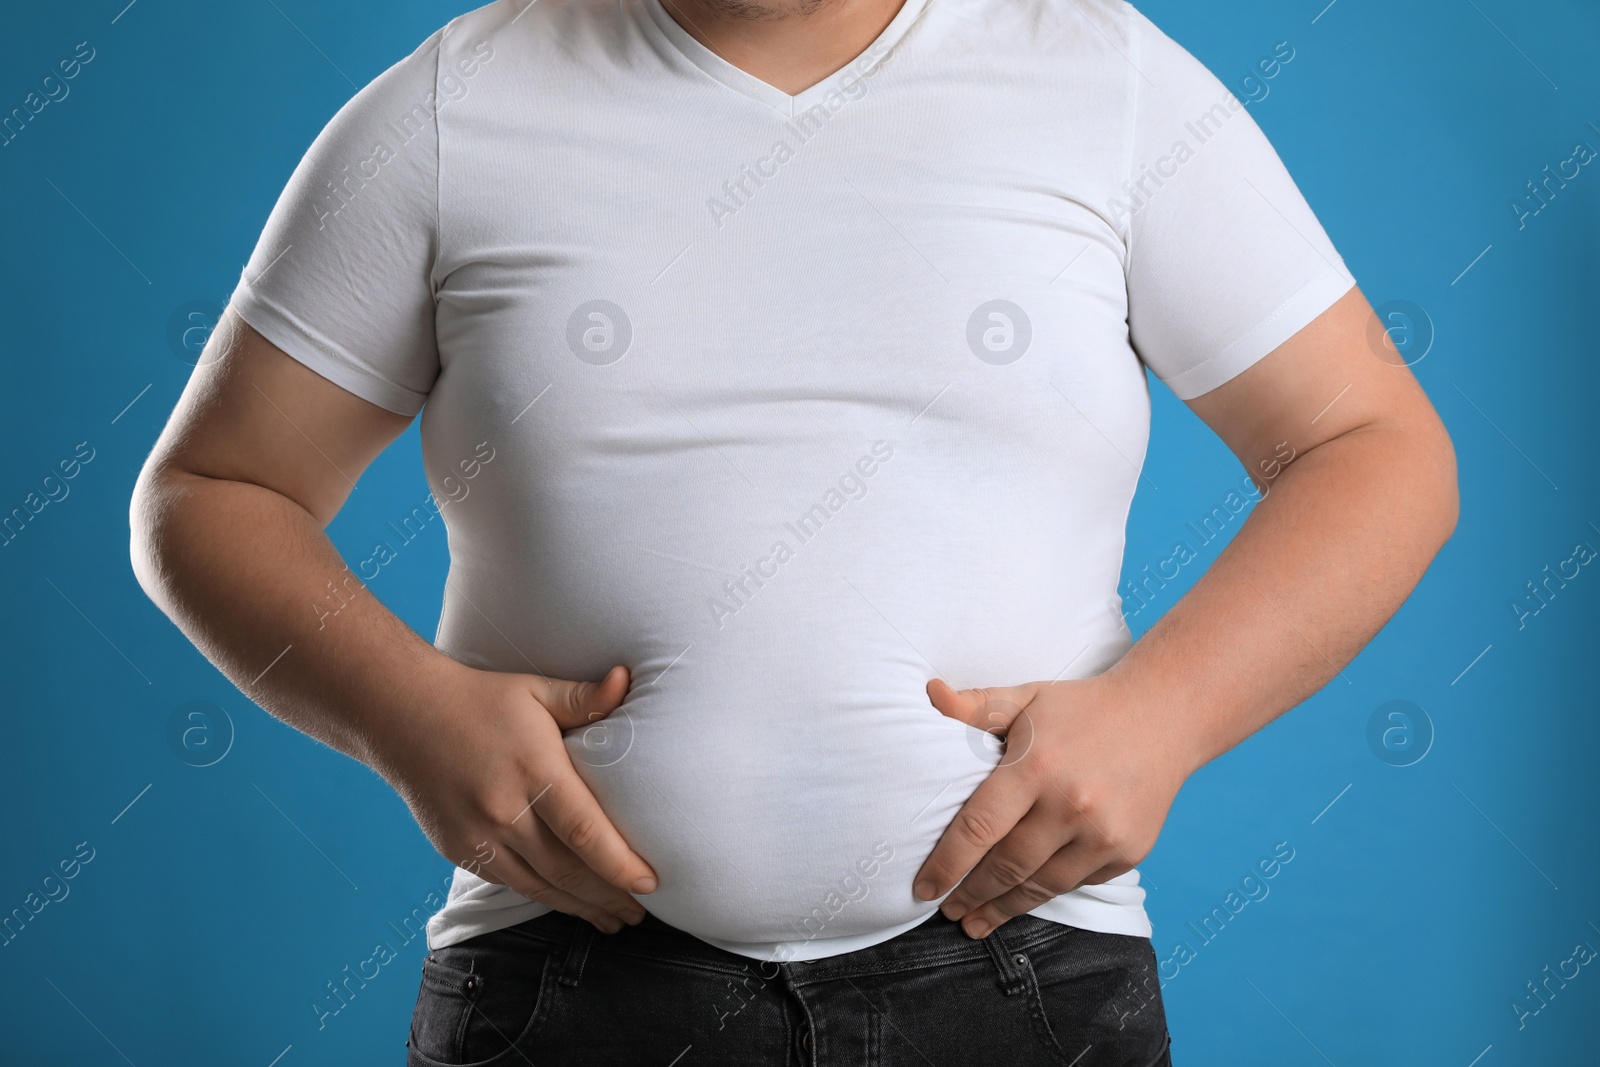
[509,907,1078,991]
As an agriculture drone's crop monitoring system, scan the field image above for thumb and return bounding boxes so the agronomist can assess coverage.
[528,664,631,731]
[925,678,1034,736]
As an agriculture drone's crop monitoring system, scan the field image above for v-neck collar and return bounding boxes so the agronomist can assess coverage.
[640,0,930,116]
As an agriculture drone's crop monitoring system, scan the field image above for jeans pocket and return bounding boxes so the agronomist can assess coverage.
[407,931,561,1066]
[1018,927,1170,1067]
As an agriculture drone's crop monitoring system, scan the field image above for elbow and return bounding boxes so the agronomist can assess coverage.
[128,462,159,605]
[128,456,177,610]
[1425,419,1461,555]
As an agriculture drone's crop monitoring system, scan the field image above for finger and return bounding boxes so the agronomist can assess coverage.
[477,846,628,935]
[912,769,1036,903]
[925,679,1034,734]
[504,812,648,925]
[1043,778,1149,877]
[531,763,658,894]
[938,809,1073,921]
[957,842,1108,939]
[527,664,632,731]
[1079,859,1134,886]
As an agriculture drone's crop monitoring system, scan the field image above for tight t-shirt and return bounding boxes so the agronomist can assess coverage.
[227,0,1357,962]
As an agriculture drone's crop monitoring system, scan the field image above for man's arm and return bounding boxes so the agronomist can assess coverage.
[1122,282,1459,768]
[911,284,1459,937]
[130,310,657,932]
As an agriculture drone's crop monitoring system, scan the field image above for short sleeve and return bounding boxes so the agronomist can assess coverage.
[226,28,444,416]
[1119,5,1357,400]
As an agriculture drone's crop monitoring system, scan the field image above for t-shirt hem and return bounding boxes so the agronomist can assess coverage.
[1159,259,1358,401]
[695,908,940,963]
[227,273,429,417]
[423,891,1153,960]
[425,899,554,953]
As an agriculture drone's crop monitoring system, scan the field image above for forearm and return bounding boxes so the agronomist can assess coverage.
[1100,420,1458,776]
[130,466,459,776]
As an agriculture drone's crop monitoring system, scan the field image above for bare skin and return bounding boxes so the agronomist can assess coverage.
[912,285,1459,937]
[130,310,656,935]
[660,0,910,95]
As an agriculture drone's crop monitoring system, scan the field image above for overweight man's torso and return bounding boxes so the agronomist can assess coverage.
[229,0,1356,961]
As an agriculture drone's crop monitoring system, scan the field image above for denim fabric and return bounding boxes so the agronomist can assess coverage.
[405,908,1172,1066]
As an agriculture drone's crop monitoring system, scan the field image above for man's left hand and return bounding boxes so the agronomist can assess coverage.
[911,674,1195,939]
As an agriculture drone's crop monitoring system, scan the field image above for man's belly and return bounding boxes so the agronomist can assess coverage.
[426,424,1139,948]
[564,649,997,945]
[439,544,1132,948]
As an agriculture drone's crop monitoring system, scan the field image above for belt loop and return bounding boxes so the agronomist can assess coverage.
[557,919,595,988]
[983,926,1029,997]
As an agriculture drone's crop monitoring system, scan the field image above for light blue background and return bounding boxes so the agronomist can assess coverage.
[1,0,1595,1063]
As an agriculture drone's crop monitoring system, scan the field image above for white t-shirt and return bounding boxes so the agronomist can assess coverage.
[228,0,1356,962]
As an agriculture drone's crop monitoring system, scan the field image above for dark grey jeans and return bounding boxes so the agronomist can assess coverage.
[406,907,1172,1066]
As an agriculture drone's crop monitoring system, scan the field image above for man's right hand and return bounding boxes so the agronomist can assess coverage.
[378,660,657,934]
[131,313,655,935]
